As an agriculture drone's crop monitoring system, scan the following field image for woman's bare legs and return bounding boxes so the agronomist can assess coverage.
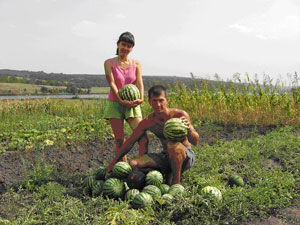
[109,118,127,162]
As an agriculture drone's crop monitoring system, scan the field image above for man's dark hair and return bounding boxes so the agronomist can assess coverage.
[116,32,135,55]
[148,85,167,99]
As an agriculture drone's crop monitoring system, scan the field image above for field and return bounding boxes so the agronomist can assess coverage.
[0,79,300,224]
[0,82,110,95]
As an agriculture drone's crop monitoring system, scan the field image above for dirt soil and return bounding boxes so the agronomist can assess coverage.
[0,124,299,224]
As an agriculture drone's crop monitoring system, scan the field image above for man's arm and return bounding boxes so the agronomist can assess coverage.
[180,112,199,146]
[107,120,148,171]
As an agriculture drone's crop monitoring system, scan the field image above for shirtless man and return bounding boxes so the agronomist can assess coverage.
[107,85,199,185]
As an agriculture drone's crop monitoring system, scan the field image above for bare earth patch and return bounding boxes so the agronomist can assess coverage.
[1,124,299,224]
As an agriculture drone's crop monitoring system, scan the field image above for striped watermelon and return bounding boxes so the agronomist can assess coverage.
[112,162,132,179]
[159,184,170,195]
[142,185,162,200]
[125,189,140,201]
[201,186,222,201]
[132,192,153,209]
[162,194,174,205]
[228,175,244,187]
[103,178,125,199]
[82,175,96,190]
[94,167,107,181]
[168,184,185,196]
[92,180,104,197]
[163,118,188,142]
[119,84,140,101]
[146,170,163,186]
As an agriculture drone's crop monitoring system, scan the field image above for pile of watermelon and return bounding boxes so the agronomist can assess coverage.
[82,162,186,209]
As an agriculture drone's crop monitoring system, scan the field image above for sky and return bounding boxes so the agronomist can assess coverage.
[0,0,300,83]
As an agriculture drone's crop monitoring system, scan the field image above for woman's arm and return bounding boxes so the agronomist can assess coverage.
[134,59,144,104]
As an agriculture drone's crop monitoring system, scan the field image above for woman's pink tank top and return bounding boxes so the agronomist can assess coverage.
[108,58,137,101]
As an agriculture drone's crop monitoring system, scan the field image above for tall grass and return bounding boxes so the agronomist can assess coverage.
[1,77,300,153]
[168,77,300,126]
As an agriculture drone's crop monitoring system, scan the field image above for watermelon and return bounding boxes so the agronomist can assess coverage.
[142,185,162,200]
[112,162,132,179]
[126,170,146,190]
[168,184,185,196]
[163,118,188,142]
[125,189,140,201]
[132,192,153,209]
[201,186,222,201]
[92,180,104,197]
[162,194,174,205]
[94,167,107,180]
[119,84,140,101]
[145,170,163,186]
[103,178,125,199]
[159,184,170,195]
[228,175,244,187]
[82,176,96,190]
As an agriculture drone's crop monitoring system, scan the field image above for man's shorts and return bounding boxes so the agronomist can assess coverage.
[148,147,196,174]
[103,100,142,120]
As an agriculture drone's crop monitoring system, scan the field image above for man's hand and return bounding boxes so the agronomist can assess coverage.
[180,116,191,130]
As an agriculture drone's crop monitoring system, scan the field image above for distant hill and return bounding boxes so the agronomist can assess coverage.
[0,69,291,93]
[0,69,224,90]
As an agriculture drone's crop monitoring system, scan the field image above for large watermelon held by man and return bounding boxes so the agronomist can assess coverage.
[119,84,141,101]
[163,118,188,142]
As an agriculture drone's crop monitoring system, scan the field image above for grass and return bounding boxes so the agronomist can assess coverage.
[0,77,300,224]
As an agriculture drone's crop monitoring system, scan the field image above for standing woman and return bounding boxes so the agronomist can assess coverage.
[104,32,148,162]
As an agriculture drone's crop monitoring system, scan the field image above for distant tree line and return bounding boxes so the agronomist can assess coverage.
[0,69,264,92]
[40,84,91,95]
[0,69,229,91]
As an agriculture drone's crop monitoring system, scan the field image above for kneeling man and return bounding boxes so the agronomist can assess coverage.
[107,85,199,185]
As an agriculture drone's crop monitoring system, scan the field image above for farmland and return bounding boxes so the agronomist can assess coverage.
[0,78,299,224]
[0,82,110,95]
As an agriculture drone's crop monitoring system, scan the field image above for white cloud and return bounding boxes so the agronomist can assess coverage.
[228,0,300,40]
[115,13,126,19]
[71,20,101,38]
[228,24,253,33]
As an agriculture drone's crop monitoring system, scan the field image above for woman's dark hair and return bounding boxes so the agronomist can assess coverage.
[116,32,135,55]
[148,85,167,99]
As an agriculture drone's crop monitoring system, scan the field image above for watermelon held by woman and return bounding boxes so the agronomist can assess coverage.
[132,192,153,209]
[145,170,163,187]
[119,84,141,101]
[126,170,146,190]
[112,162,132,179]
[163,118,188,142]
[228,175,244,187]
[201,186,222,202]
[103,178,125,199]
